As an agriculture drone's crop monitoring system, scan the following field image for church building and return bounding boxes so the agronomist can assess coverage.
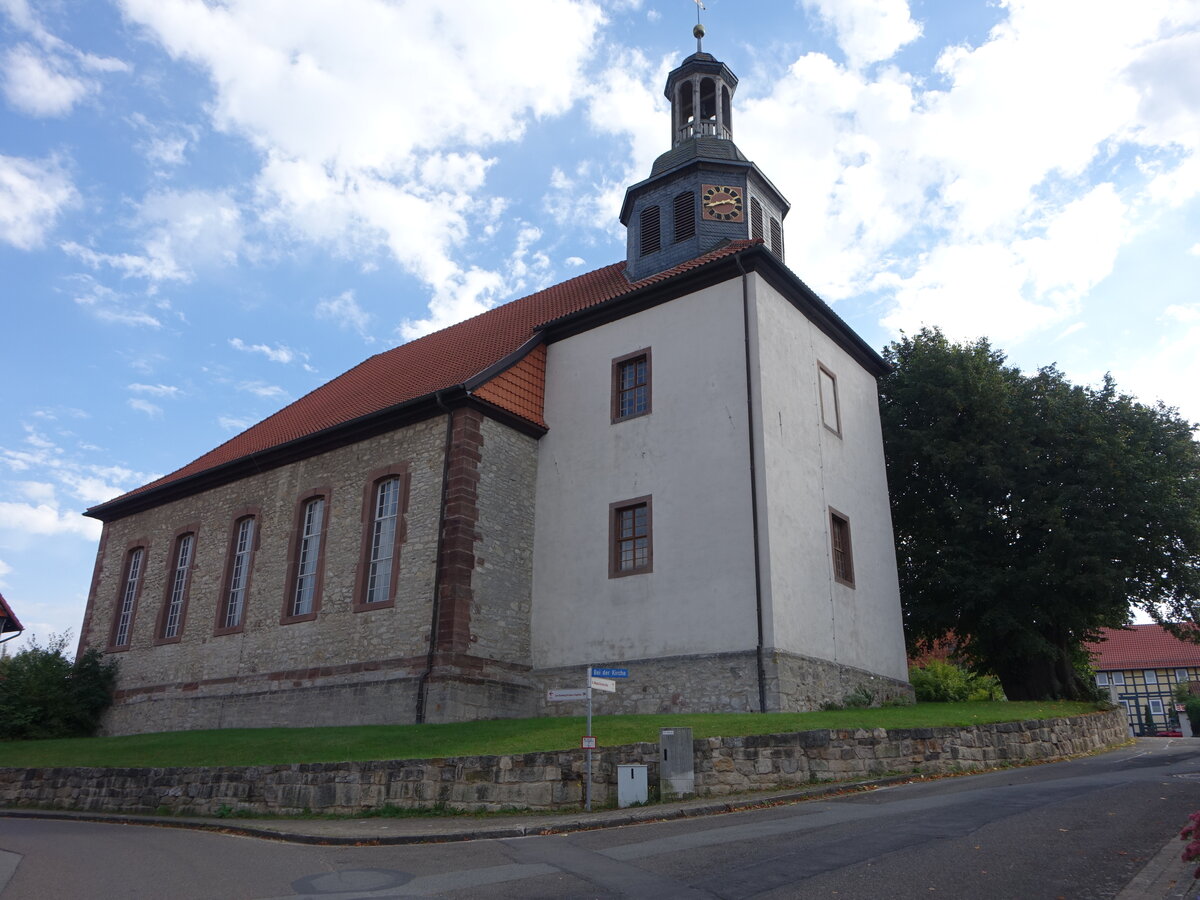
[79,31,911,735]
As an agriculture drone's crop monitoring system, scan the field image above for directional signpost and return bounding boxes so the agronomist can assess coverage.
[545,665,632,811]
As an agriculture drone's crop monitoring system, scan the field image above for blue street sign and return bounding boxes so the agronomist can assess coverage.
[591,667,629,678]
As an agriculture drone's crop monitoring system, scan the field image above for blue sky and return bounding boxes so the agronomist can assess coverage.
[2,0,1198,653]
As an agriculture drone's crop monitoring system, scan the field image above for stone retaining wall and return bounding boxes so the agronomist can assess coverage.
[0,709,1127,816]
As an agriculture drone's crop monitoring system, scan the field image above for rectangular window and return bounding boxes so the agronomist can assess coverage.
[610,496,652,578]
[1111,672,1125,685]
[612,349,651,422]
[111,547,144,649]
[1095,673,1109,686]
[219,516,256,632]
[1144,669,1158,684]
[1176,669,1190,683]
[366,477,401,604]
[159,533,194,640]
[818,364,842,437]
[1149,698,1164,715]
[830,508,855,588]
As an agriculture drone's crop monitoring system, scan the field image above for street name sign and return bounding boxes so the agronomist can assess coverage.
[591,667,629,678]
[548,688,590,702]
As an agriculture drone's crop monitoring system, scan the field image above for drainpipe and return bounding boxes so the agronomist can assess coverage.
[736,253,769,714]
[415,391,456,723]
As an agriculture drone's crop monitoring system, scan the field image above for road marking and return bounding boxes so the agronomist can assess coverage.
[0,849,21,894]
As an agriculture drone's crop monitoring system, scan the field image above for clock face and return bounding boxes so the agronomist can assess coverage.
[702,184,744,222]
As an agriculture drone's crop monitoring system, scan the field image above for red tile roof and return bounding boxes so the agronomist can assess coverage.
[1086,624,1200,670]
[91,241,759,513]
[0,592,22,635]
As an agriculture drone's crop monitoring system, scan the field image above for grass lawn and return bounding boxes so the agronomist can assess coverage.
[0,701,1103,769]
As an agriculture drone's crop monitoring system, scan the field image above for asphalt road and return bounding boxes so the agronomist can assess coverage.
[2,739,1198,899]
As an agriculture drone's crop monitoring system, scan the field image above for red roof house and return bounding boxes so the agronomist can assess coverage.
[1086,624,1200,672]
[0,593,23,643]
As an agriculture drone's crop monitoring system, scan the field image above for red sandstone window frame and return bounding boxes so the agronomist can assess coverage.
[154,524,199,645]
[829,507,855,588]
[609,496,653,578]
[108,540,149,651]
[282,487,331,624]
[611,348,652,423]
[817,363,842,438]
[353,465,411,612]
[215,507,261,636]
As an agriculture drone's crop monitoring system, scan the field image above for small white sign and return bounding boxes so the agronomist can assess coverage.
[588,676,616,693]
[548,688,590,702]
[581,735,597,749]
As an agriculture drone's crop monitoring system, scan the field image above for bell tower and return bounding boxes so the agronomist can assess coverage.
[621,24,790,282]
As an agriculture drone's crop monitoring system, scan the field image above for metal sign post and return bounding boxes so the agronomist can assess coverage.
[585,664,593,811]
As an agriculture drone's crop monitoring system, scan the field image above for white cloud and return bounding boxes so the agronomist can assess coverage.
[0,502,100,539]
[127,398,163,417]
[128,383,181,398]
[315,290,372,341]
[0,154,76,249]
[237,381,287,399]
[70,277,163,328]
[0,557,11,586]
[16,481,55,502]
[228,337,299,364]
[119,0,605,335]
[802,0,922,69]
[1115,303,1200,426]
[2,43,89,116]
[218,415,255,431]
[565,256,585,267]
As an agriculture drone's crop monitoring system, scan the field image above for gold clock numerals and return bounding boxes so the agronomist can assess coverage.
[701,183,744,222]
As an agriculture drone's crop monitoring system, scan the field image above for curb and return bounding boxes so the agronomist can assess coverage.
[0,774,917,845]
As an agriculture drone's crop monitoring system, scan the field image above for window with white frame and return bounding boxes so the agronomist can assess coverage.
[1149,698,1165,715]
[160,533,194,639]
[1096,673,1109,686]
[1111,672,1125,685]
[220,516,256,631]
[111,547,144,648]
[291,496,325,617]
[1144,669,1158,684]
[1177,668,1191,683]
[365,477,401,605]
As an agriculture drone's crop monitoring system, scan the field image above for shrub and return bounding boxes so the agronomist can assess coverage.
[0,633,118,740]
[908,660,1005,703]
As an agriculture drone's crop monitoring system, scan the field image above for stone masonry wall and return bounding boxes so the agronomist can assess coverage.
[89,419,448,735]
[0,710,1126,815]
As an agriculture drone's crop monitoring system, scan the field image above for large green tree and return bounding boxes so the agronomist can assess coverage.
[880,328,1200,700]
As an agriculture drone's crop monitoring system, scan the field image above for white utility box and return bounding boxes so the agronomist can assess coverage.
[617,764,648,807]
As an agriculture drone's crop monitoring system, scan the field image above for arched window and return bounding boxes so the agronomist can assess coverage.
[217,513,258,634]
[721,85,732,135]
[157,530,196,642]
[354,468,410,611]
[283,489,330,623]
[679,81,694,127]
[640,205,661,256]
[699,77,716,123]
[109,545,146,650]
[673,191,695,243]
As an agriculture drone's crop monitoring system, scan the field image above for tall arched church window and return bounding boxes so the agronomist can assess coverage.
[673,191,695,243]
[640,205,661,256]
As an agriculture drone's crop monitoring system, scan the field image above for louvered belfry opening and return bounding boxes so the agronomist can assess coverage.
[673,191,696,242]
[640,206,662,256]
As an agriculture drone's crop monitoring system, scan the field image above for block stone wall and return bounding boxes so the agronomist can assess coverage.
[0,710,1126,815]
